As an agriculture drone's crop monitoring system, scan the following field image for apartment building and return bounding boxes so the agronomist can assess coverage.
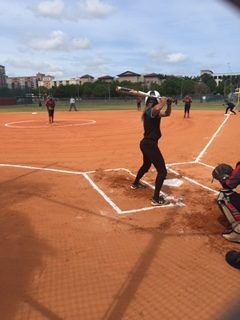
[5,72,52,90]
[200,69,240,86]
[0,65,6,87]
[98,75,115,82]
[116,71,142,83]
[6,75,38,90]
[143,73,164,88]
[80,74,94,84]
[38,75,55,89]
[52,79,77,87]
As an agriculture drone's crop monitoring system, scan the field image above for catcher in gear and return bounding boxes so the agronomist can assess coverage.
[212,163,234,186]
[212,162,240,243]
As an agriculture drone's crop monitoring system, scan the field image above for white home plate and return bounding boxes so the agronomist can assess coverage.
[163,178,183,187]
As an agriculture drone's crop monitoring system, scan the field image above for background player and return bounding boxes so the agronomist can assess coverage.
[45,96,55,124]
[69,97,77,112]
[136,96,142,111]
[183,95,192,118]
[224,100,236,115]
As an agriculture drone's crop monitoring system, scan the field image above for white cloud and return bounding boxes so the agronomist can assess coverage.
[166,53,187,64]
[5,59,52,70]
[33,0,65,18]
[5,57,66,78]
[30,0,115,20]
[74,55,110,75]
[28,31,66,50]
[151,50,187,65]
[27,30,90,51]
[85,56,106,67]
[47,70,65,78]
[77,0,115,19]
[72,38,91,49]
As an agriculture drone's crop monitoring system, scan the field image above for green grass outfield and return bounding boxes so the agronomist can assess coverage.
[0,99,227,113]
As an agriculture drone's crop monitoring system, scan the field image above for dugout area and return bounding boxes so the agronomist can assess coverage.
[0,110,240,320]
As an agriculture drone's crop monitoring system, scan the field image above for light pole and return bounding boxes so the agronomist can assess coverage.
[180,78,184,99]
[38,85,41,99]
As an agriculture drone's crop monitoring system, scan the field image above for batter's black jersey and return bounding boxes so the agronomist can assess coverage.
[143,108,162,141]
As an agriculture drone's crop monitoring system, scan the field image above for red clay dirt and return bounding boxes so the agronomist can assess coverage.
[0,109,240,320]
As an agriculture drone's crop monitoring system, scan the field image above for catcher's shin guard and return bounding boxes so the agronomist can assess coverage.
[232,222,240,233]
[217,189,240,225]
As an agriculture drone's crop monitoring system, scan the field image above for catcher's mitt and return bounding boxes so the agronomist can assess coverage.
[212,163,233,184]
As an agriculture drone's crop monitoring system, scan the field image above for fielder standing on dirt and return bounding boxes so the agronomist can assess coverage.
[183,95,192,118]
[69,97,77,112]
[136,96,142,111]
[45,95,55,124]
[131,91,172,206]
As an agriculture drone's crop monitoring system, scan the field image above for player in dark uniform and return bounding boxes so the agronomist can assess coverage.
[45,96,55,124]
[136,96,142,111]
[183,95,192,118]
[131,91,172,206]
[224,100,236,115]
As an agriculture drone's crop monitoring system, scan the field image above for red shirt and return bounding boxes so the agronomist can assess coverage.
[183,96,192,104]
[46,98,55,110]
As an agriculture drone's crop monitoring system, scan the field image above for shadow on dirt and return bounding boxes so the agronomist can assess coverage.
[0,173,58,319]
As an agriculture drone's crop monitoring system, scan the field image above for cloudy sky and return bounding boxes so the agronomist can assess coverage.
[0,0,239,80]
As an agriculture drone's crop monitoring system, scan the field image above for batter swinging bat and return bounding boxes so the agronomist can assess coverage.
[116,86,167,105]
[116,86,149,98]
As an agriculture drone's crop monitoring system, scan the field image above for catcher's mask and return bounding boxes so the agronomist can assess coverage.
[212,163,233,183]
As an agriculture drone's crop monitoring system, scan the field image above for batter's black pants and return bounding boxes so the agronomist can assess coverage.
[134,138,167,199]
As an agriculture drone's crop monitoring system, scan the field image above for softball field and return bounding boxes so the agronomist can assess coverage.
[0,109,240,320]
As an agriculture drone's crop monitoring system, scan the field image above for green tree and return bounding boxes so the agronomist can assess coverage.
[81,82,93,98]
[194,81,210,96]
[216,81,224,95]
[92,83,108,98]
[159,76,181,96]
[200,73,217,93]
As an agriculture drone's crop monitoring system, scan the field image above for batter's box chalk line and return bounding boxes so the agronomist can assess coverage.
[0,163,220,214]
[167,162,218,196]
[84,167,185,215]
[0,163,184,215]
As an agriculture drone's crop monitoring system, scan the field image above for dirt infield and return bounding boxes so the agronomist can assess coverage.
[0,109,240,320]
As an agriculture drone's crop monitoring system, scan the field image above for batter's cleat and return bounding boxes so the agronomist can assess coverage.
[222,230,240,243]
[131,182,147,190]
[151,196,170,206]
[225,251,240,270]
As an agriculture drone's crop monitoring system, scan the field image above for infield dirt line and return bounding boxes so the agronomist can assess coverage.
[195,114,230,163]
